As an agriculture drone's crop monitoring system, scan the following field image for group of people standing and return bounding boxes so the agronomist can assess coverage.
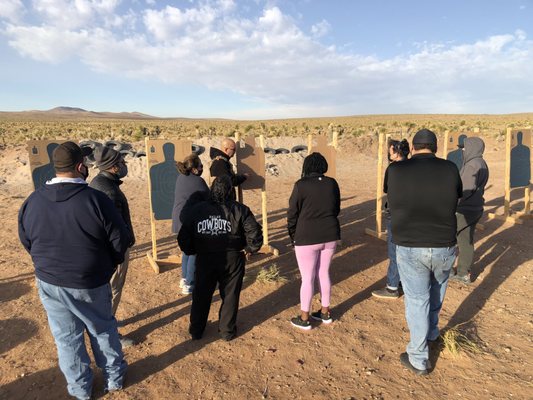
[18,128,489,398]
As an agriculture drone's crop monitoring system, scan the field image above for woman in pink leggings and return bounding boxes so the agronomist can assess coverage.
[287,152,341,330]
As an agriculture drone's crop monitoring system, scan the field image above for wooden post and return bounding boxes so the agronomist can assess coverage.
[442,130,450,159]
[365,131,387,240]
[504,127,512,217]
[524,186,531,215]
[235,132,243,203]
[145,137,160,273]
[307,134,312,152]
[259,134,270,247]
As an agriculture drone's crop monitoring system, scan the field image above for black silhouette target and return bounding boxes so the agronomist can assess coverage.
[147,139,192,221]
[447,133,468,170]
[27,141,67,189]
[510,130,531,188]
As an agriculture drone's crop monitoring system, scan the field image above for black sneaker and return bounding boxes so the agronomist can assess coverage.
[400,352,428,376]
[310,310,333,324]
[449,273,471,284]
[290,316,311,330]
[372,287,400,299]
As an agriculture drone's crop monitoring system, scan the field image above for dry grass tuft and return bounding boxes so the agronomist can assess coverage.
[442,321,482,356]
[255,263,287,284]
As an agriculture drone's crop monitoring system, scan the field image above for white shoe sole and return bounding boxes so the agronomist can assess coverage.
[290,321,312,330]
[310,315,333,324]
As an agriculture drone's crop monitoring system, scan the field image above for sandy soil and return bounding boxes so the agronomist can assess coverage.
[1,135,532,400]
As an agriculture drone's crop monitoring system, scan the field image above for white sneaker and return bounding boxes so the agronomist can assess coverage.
[182,284,193,295]
[179,278,186,289]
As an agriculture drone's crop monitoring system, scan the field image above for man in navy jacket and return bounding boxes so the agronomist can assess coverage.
[18,142,131,400]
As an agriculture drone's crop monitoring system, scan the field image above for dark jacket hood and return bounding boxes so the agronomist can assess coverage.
[462,137,485,165]
[458,137,489,213]
[38,182,88,202]
[210,147,229,160]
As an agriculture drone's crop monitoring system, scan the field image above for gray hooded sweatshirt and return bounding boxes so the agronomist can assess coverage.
[457,137,489,213]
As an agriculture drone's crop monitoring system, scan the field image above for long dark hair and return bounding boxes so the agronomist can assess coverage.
[209,175,233,204]
[301,152,328,178]
[177,153,201,175]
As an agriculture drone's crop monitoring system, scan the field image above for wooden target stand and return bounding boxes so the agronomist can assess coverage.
[488,128,532,225]
[442,128,480,160]
[307,132,338,178]
[365,132,388,241]
[235,133,279,256]
[145,137,192,273]
[27,139,67,189]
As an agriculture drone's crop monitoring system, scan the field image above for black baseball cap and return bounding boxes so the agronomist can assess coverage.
[412,129,437,146]
[53,141,91,170]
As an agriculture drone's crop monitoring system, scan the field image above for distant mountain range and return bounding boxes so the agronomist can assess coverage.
[0,106,159,119]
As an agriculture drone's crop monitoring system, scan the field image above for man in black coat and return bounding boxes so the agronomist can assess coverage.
[178,175,263,341]
[209,138,248,198]
[90,146,135,347]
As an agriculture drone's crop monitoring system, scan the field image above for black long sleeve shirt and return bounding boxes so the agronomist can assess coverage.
[384,153,462,248]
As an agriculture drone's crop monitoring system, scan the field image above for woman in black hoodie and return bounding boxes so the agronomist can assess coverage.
[287,152,341,330]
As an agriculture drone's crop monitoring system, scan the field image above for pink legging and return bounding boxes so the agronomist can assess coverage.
[294,241,337,312]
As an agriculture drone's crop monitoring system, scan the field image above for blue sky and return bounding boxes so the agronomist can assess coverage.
[0,0,532,119]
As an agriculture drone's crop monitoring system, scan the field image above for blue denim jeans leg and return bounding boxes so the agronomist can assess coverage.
[182,252,197,286]
[386,219,400,290]
[396,246,456,370]
[37,279,127,398]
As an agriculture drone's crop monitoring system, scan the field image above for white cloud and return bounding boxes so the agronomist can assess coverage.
[1,1,533,115]
[5,24,89,62]
[0,0,24,22]
[311,19,330,38]
[31,0,120,29]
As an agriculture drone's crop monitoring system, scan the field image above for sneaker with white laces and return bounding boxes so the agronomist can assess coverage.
[290,316,311,330]
[310,310,333,324]
[179,278,186,289]
[181,284,193,295]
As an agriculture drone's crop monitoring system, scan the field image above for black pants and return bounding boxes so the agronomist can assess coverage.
[456,211,483,276]
[189,251,245,340]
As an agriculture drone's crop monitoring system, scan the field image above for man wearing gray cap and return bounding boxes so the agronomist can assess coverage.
[90,146,136,347]
[19,142,130,399]
[384,129,462,375]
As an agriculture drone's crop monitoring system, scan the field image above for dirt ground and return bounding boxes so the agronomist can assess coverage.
[1,134,532,400]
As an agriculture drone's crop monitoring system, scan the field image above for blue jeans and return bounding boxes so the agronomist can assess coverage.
[396,246,456,370]
[181,253,197,286]
[386,220,400,290]
[37,279,127,399]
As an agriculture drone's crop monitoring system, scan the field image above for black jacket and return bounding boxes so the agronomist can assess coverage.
[171,173,209,234]
[385,153,462,247]
[89,171,135,246]
[209,147,247,187]
[457,137,489,214]
[178,199,263,255]
[287,173,341,246]
[18,182,131,289]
